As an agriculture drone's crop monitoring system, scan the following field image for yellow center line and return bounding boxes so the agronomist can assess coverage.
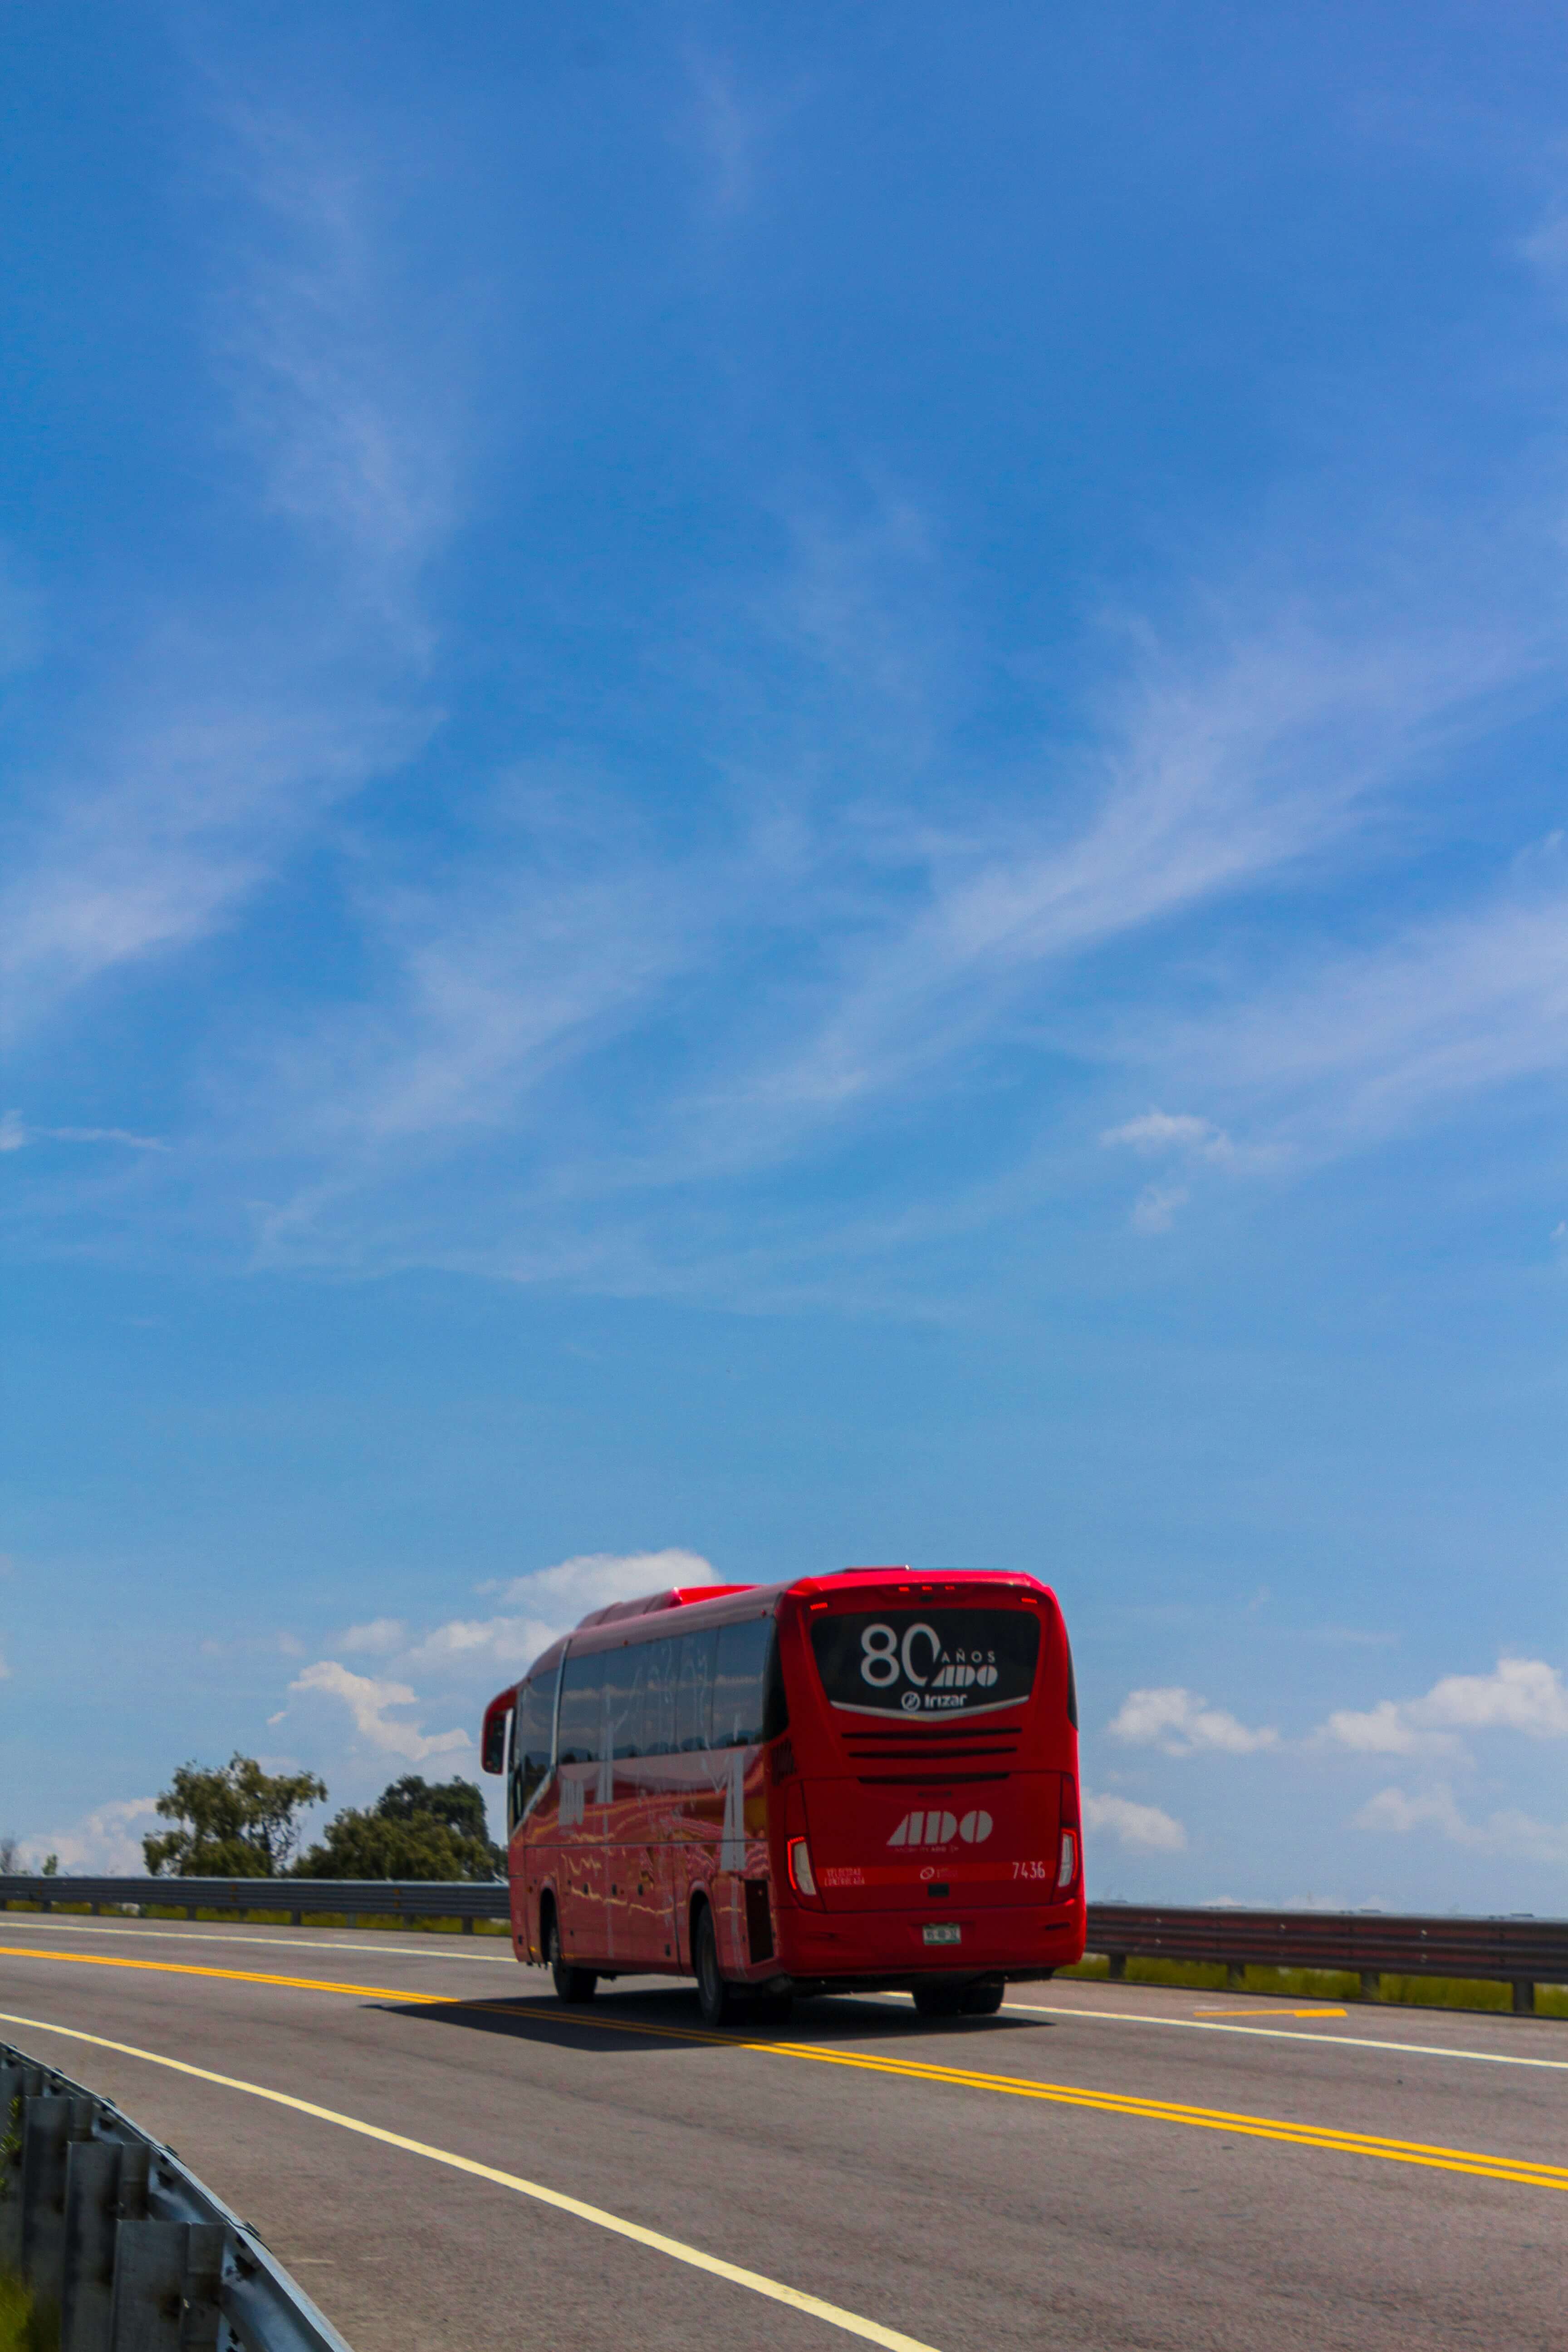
[0,1945,451,2004]
[0,2009,937,2352]
[451,2001,1568,2191]
[5,1943,1564,2194]
[1193,2007,1348,2019]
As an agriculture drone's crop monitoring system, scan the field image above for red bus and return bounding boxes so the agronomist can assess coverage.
[481,1565,1084,2025]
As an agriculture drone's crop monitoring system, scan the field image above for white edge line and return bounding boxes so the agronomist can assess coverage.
[0,2009,941,2352]
[1001,1999,1568,2073]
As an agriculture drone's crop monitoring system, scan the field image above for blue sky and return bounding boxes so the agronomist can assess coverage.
[4,3,1568,1908]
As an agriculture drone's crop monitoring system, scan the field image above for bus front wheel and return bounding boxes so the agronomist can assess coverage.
[693,1904,740,2028]
[547,1910,598,2005]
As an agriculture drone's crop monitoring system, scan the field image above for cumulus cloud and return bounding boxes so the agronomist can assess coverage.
[1107,1686,1279,1756]
[1083,1792,1187,1852]
[1320,1656,1568,1757]
[1354,1783,1568,1866]
[284,1660,468,1761]
[400,1549,723,1682]
[20,1798,161,1874]
[491,1548,719,1613]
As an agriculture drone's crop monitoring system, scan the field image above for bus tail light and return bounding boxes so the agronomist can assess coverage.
[1056,1774,1080,1891]
[788,1837,818,1899]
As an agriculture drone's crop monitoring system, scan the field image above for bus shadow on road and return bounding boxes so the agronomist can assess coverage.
[379,1987,1052,2055]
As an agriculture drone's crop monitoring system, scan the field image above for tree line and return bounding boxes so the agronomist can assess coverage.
[140,1755,504,1880]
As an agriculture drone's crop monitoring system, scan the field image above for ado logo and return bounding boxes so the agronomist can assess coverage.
[886,1808,993,1850]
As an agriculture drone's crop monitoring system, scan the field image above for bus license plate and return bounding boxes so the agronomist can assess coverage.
[922,1924,962,1945]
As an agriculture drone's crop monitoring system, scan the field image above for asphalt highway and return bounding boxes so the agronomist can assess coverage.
[2,1914,1564,2351]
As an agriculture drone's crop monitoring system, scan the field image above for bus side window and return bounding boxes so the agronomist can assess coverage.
[512,1661,559,1828]
[675,1628,716,1752]
[640,1636,677,1756]
[712,1618,786,1748]
[606,1643,645,1760]
[557,1650,604,1766]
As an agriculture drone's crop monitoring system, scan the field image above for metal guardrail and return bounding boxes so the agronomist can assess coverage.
[0,1875,506,1929]
[3,1878,1563,2011]
[1,2037,353,2350]
[1086,1902,1568,2013]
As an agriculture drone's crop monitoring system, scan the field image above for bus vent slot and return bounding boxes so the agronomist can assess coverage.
[745,1879,774,1964]
[843,1746,1016,1764]
[856,1772,1011,1787]
[770,1739,796,1782]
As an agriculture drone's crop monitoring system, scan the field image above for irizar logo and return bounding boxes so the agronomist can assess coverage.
[886,1808,993,1849]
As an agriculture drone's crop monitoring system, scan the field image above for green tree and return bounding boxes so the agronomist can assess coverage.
[297,1774,503,1881]
[143,1754,328,1877]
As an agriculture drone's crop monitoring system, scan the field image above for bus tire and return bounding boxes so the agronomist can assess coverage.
[693,1903,740,2028]
[546,1908,598,2004]
[958,1977,1005,2016]
[911,1980,967,2019]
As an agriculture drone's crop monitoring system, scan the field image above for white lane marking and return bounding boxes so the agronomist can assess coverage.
[0,2009,941,2352]
[0,1916,521,1966]
[1002,1998,1568,2073]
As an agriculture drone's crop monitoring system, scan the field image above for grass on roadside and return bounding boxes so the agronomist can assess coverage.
[0,2267,55,2352]
[1059,1953,1568,2017]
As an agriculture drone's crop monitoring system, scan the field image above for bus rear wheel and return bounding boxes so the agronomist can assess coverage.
[693,1904,740,2028]
[958,1977,1005,2016]
[911,1980,967,2019]
[547,1910,598,2004]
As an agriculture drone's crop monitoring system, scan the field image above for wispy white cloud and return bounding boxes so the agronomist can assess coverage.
[1083,1791,1187,1852]
[0,1116,168,1153]
[1107,1686,1279,1756]
[0,98,454,1053]
[1146,855,1568,1167]
[1319,1656,1568,1757]
[339,1617,408,1656]
[1354,1782,1568,1866]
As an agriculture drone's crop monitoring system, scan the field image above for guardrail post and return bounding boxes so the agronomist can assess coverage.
[1513,1980,1536,2015]
[110,2218,224,2351]
[1225,1963,1245,1991]
[22,2091,97,2317]
[1105,1952,1126,1980]
[1359,1971,1379,1999]
[62,2136,132,2352]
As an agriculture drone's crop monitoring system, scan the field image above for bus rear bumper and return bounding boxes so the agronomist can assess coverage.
[774,1901,1084,1984]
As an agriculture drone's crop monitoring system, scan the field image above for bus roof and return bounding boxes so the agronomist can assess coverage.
[569,1565,1052,1632]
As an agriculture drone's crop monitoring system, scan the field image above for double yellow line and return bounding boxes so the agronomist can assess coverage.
[4,1944,1565,2195]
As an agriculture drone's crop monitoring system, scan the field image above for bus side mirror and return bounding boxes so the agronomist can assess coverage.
[481,1690,514,1774]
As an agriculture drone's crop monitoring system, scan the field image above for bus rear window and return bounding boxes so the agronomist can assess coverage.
[810,1608,1040,1720]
